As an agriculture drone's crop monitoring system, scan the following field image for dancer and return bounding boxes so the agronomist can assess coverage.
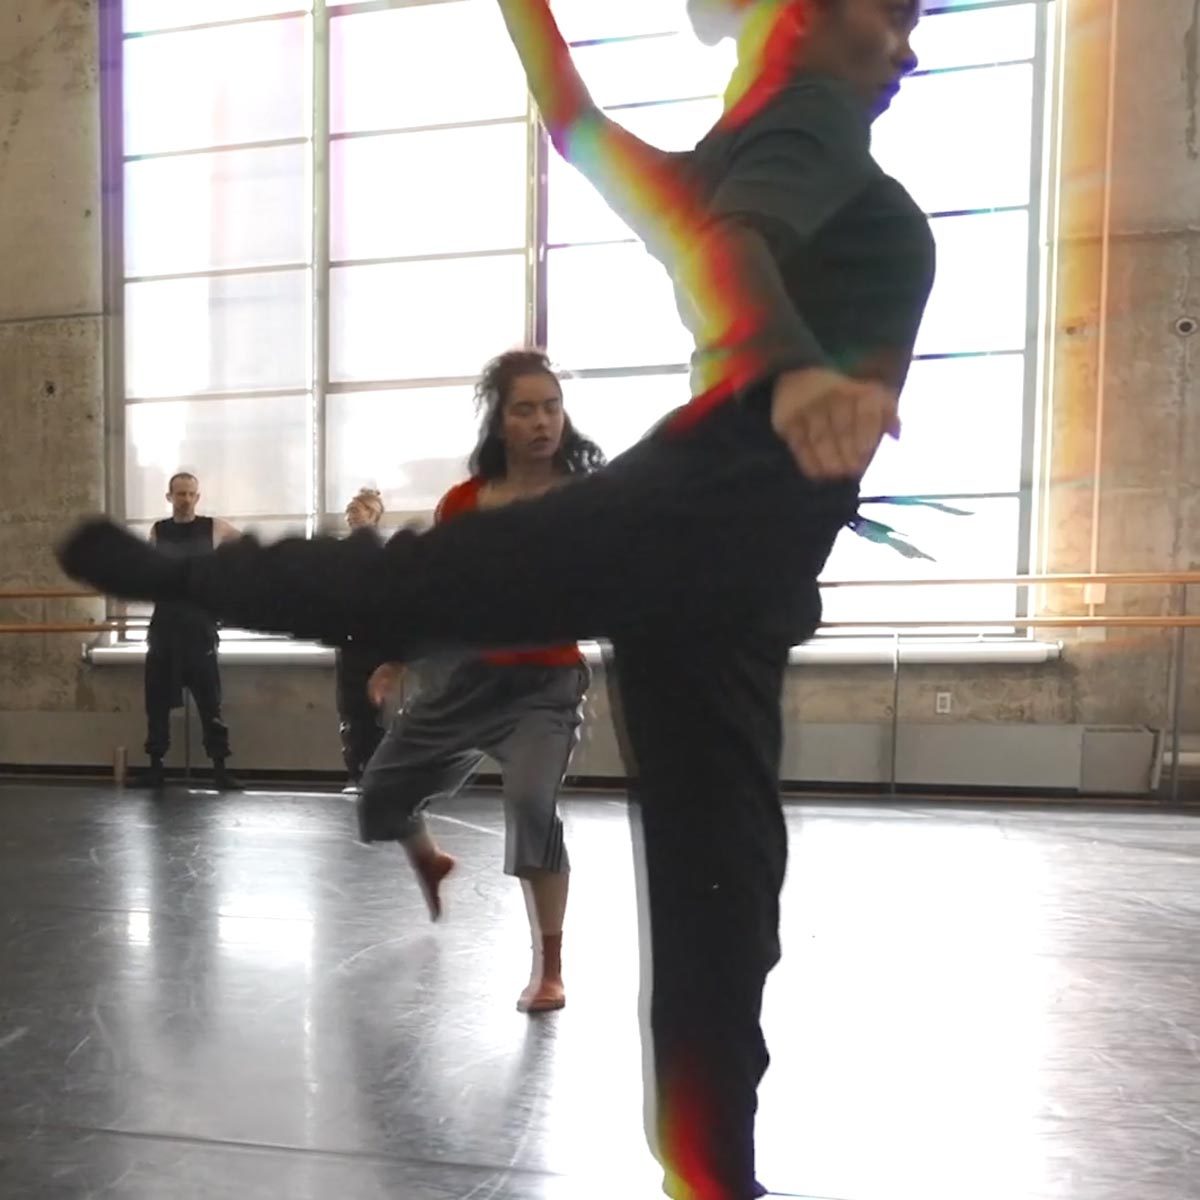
[336,487,388,790]
[359,350,602,1013]
[60,2,932,1196]
[143,472,241,791]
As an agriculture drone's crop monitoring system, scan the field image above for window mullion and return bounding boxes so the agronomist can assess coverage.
[311,2,332,535]
[526,95,549,349]
[1018,0,1055,615]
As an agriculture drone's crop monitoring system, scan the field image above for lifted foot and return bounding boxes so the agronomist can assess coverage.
[413,852,456,921]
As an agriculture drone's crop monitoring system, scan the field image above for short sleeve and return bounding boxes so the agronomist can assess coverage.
[708,78,875,247]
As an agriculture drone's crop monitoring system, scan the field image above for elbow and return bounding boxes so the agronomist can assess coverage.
[543,103,600,165]
[547,125,573,161]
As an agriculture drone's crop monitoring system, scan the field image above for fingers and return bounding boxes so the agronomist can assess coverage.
[828,391,862,476]
[366,670,389,708]
[784,388,892,480]
[850,388,896,475]
[771,370,900,481]
[798,402,846,478]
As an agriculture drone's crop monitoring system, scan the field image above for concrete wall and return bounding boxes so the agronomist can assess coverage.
[1035,0,1200,736]
[0,0,1195,780]
[0,0,108,730]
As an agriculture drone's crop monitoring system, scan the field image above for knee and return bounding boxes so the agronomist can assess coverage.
[513,863,569,881]
[504,797,568,875]
[357,771,423,843]
[357,767,392,812]
[503,787,559,830]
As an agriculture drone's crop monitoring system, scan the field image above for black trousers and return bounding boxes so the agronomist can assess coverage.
[144,627,231,762]
[335,642,385,782]
[169,397,853,1198]
[609,633,788,1199]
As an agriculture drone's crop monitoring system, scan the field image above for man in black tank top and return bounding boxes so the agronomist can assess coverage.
[144,473,241,790]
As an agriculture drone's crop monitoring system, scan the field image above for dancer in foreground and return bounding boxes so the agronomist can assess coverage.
[60,2,932,1196]
[359,350,601,1013]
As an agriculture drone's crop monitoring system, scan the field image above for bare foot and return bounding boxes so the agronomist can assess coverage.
[412,852,456,921]
[517,976,566,1014]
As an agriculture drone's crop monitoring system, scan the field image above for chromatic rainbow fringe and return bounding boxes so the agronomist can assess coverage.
[497,3,966,560]
[498,1,810,417]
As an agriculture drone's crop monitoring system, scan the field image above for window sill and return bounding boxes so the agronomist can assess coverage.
[85,636,1061,668]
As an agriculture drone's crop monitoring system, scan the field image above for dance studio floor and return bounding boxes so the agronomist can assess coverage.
[0,783,1198,1200]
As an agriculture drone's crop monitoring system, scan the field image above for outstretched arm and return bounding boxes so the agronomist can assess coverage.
[494,0,687,258]
[496,1,910,480]
[496,4,876,394]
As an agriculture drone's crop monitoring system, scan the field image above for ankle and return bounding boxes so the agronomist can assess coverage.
[409,849,456,921]
[538,932,563,981]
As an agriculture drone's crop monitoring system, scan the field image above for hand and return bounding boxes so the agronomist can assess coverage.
[367,663,403,709]
[770,367,900,481]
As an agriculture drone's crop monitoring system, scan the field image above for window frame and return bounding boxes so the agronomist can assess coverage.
[101,0,1055,638]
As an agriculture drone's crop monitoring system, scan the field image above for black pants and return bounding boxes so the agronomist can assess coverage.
[144,627,231,762]
[609,634,788,1199]
[335,642,385,782]
[169,397,853,1198]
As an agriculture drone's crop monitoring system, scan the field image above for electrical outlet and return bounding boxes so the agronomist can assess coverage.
[935,691,953,715]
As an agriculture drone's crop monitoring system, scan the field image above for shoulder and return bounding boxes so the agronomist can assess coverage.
[434,477,484,524]
[696,74,875,198]
[724,75,872,154]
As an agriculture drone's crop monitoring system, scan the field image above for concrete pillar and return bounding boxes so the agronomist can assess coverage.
[1039,0,1200,729]
[0,0,106,718]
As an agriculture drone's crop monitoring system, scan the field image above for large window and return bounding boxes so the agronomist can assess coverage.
[115,0,1050,627]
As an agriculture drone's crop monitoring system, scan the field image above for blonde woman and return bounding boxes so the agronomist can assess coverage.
[336,488,386,789]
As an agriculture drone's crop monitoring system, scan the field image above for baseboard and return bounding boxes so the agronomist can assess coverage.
[0,717,1182,798]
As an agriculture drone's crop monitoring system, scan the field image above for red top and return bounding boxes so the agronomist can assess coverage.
[435,478,583,669]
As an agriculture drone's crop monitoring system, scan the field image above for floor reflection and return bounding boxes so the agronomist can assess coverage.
[0,785,1198,1199]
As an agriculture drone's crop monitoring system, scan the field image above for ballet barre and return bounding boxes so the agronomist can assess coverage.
[0,621,145,635]
[2,574,1196,798]
[0,618,1197,635]
[821,570,1200,589]
[0,588,99,600]
[2,568,1200,603]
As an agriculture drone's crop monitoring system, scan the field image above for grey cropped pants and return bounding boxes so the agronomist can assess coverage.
[357,657,588,875]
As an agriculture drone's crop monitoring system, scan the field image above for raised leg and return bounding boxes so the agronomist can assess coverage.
[59,401,846,659]
[358,703,483,920]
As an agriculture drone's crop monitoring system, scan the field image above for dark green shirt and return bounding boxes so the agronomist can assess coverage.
[671,74,936,404]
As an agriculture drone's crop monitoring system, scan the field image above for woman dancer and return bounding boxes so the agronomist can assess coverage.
[360,350,603,1013]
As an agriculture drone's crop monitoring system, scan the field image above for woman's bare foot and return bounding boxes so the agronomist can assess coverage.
[517,975,566,1014]
[412,851,456,921]
[517,932,565,1012]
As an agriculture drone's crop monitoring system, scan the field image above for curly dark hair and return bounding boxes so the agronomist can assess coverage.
[467,349,606,481]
